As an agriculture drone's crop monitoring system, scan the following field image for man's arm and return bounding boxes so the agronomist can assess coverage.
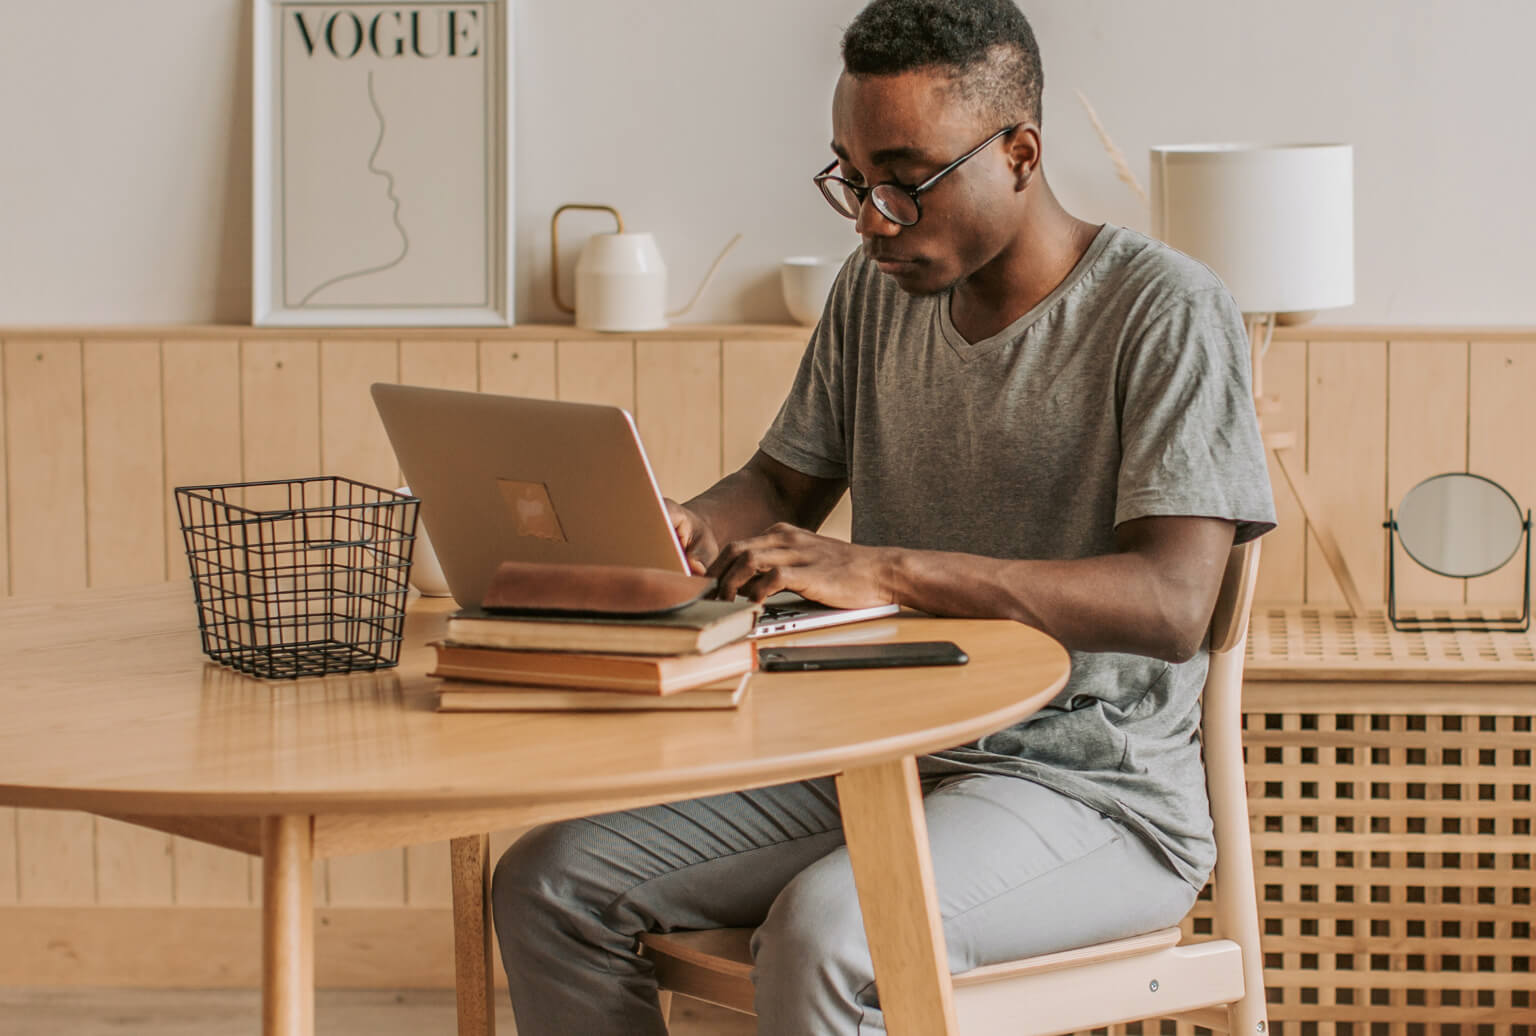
[707,514,1237,664]
[666,450,846,574]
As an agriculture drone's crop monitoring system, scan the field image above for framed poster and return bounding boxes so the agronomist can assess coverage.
[253,1,512,326]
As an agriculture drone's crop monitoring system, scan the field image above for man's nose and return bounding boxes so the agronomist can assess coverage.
[854,196,902,238]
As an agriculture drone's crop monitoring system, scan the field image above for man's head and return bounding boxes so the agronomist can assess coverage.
[828,0,1046,295]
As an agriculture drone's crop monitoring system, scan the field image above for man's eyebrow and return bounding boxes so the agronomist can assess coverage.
[829,142,929,168]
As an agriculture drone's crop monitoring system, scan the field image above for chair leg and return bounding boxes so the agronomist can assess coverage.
[657,990,673,1027]
[451,833,497,1036]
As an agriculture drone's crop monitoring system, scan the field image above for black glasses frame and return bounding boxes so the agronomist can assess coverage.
[813,124,1021,227]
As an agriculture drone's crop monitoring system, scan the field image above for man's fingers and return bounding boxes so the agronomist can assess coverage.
[739,565,797,603]
[712,546,810,601]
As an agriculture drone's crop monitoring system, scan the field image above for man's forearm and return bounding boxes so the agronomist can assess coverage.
[685,453,846,550]
[685,466,802,549]
[883,547,1217,663]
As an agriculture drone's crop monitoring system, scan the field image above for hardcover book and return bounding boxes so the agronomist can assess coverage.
[429,640,756,695]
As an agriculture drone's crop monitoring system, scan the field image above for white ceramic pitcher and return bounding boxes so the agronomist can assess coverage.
[550,204,739,332]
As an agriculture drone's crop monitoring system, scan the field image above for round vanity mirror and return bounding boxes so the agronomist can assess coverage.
[1395,473,1525,578]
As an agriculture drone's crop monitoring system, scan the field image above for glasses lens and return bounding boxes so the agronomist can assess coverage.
[818,178,861,219]
[871,186,919,226]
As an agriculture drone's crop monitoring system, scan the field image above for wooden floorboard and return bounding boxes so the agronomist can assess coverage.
[0,988,755,1036]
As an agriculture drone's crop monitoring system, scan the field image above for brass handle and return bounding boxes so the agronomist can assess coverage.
[550,204,624,314]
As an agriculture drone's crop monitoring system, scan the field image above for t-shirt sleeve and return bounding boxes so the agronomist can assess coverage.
[756,258,857,481]
[1115,288,1278,545]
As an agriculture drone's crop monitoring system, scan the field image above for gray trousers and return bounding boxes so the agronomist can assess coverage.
[491,772,1199,1035]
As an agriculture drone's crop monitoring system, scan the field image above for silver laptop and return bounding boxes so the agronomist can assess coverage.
[370,383,899,637]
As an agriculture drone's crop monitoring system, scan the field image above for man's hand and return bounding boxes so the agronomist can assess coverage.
[706,522,896,608]
[664,498,720,576]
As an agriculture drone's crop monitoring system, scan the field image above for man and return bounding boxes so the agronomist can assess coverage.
[492,0,1276,1031]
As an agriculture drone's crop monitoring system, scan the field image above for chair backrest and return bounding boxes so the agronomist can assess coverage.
[1199,538,1267,1035]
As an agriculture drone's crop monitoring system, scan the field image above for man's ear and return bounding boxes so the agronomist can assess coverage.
[1008,124,1042,191]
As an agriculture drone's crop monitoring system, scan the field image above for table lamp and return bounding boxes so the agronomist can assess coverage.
[1150,142,1362,613]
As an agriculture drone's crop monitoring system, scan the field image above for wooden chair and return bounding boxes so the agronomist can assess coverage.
[639,540,1267,1035]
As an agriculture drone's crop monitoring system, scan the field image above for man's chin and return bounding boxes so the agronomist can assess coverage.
[875,261,951,297]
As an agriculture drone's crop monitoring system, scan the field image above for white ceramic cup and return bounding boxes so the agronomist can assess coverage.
[397,486,452,597]
[779,256,842,326]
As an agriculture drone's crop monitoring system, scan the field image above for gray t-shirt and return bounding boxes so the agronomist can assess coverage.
[759,224,1277,888]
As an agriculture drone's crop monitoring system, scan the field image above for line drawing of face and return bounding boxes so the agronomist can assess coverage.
[297,69,410,305]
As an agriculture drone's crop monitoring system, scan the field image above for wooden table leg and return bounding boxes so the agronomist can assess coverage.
[836,756,958,1036]
[261,815,314,1036]
[451,833,497,1036]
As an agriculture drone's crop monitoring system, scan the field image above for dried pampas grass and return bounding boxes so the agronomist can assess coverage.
[1074,88,1148,207]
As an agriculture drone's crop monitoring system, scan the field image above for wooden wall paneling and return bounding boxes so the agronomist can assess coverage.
[478,339,556,398]
[327,847,408,908]
[0,809,14,906]
[0,344,10,901]
[720,338,806,472]
[173,844,253,907]
[399,339,479,392]
[3,338,88,593]
[161,339,244,580]
[83,339,166,588]
[161,339,252,905]
[1304,341,1388,605]
[15,806,97,906]
[0,340,9,596]
[1386,340,1470,604]
[4,337,97,905]
[718,336,854,540]
[1255,339,1309,602]
[634,340,722,502]
[239,338,321,485]
[94,819,173,906]
[555,339,635,410]
[404,842,453,909]
[318,337,410,908]
[1467,338,1536,607]
[319,339,400,490]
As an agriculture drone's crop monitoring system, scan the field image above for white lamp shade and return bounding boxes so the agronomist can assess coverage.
[1150,143,1354,314]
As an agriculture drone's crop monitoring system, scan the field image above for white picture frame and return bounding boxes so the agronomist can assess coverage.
[252,0,513,326]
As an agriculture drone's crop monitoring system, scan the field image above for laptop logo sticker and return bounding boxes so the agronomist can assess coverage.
[496,479,568,543]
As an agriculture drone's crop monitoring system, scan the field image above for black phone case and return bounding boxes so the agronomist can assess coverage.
[757,641,968,672]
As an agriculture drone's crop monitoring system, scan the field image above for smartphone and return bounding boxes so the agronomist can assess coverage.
[757,641,968,672]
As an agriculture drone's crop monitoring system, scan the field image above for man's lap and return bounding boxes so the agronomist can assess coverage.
[495,769,1197,969]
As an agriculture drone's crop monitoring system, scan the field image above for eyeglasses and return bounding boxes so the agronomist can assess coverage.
[813,124,1020,227]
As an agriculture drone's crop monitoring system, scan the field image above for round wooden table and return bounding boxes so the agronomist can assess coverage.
[0,583,1071,1036]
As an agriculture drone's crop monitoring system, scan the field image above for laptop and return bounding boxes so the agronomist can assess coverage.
[370,383,899,638]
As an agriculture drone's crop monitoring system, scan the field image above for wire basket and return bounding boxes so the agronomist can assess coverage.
[175,477,420,679]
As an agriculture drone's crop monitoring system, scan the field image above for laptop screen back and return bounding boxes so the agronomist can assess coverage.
[371,383,689,609]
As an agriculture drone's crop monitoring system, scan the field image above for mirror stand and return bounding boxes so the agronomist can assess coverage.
[1384,509,1532,633]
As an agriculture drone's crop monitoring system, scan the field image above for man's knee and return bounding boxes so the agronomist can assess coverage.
[752,851,870,993]
[491,822,593,931]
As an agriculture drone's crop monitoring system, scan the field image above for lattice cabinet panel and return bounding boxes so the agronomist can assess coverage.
[1237,709,1534,1035]
[1072,706,1535,1036]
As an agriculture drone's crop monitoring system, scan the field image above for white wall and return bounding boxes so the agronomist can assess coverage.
[2,0,1533,326]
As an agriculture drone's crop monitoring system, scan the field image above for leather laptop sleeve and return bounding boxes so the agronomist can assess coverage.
[480,561,717,616]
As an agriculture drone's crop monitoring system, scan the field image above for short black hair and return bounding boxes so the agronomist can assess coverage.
[841,0,1043,125]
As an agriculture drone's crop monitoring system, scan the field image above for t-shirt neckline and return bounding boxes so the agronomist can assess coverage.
[939,223,1117,360]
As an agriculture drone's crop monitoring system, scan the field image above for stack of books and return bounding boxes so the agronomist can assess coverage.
[430,596,761,712]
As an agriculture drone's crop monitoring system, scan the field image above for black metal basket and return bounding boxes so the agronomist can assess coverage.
[175,477,420,679]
